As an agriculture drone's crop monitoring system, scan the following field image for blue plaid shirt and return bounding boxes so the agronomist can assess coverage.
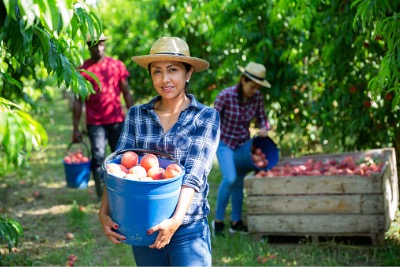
[116,94,220,224]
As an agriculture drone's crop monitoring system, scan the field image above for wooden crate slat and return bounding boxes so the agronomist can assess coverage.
[248,214,386,234]
[245,175,382,195]
[246,194,384,214]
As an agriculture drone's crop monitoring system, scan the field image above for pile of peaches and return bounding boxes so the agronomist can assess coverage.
[251,147,269,169]
[106,151,183,181]
[254,155,384,178]
[64,150,90,164]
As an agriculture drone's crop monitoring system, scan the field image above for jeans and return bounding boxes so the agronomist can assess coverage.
[131,218,212,266]
[215,141,248,222]
[87,123,123,198]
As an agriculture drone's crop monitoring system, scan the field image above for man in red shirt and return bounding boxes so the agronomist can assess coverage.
[72,34,134,199]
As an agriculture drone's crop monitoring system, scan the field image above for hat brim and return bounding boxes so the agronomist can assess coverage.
[86,36,109,43]
[238,66,271,88]
[132,54,209,73]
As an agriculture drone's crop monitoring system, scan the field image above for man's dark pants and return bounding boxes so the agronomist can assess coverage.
[87,123,123,199]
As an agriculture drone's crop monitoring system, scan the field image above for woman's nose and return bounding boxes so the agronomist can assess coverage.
[162,72,170,82]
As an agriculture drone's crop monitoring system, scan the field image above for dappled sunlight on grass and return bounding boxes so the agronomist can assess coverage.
[23,204,70,216]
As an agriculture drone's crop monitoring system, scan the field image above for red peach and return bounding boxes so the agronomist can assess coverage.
[121,151,139,169]
[140,154,159,172]
[119,164,129,173]
[68,254,78,262]
[165,163,183,179]
[64,156,72,164]
[147,167,166,180]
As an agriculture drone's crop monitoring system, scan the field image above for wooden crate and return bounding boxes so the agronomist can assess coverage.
[244,148,398,245]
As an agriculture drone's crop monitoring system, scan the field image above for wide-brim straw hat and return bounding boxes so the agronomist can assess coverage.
[86,33,108,43]
[237,62,271,88]
[132,37,209,72]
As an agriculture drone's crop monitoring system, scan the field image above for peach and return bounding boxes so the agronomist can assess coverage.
[121,151,139,169]
[111,170,126,178]
[147,167,165,180]
[106,163,121,174]
[140,153,159,172]
[66,232,74,240]
[129,165,147,180]
[165,163,183,179]
[119,164,129,173]
[124,173,139,180]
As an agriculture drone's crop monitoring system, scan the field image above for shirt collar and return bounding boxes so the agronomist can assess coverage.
[142,94,200,111]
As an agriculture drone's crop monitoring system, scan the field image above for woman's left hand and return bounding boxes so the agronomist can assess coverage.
[147,217,181,249]
[258,128,268,138]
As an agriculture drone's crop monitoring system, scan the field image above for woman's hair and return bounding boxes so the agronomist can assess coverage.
[237,75,252,105]
[147,62,193,91]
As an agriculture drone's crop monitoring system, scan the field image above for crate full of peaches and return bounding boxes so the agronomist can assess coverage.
[105,151,183,181]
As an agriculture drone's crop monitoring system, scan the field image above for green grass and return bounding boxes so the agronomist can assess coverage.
[1,92,400,266]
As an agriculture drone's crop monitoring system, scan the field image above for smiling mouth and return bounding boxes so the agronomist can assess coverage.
[162,86,174,91]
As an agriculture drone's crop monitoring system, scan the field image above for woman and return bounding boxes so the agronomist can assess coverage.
[98,37,220,266]
[213,61,271,236]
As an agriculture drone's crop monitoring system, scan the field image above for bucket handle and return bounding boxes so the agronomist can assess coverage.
[67,141,90,158]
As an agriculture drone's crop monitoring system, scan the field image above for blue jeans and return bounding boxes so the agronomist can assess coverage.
[215,141,248,222]
[87,123,123,197]
[131,219,211,266]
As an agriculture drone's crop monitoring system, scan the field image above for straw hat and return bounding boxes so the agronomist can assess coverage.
[86,33,108,43]
[132,37,209,72]
[237,62,271,88]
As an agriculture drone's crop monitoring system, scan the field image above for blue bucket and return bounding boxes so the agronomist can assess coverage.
[103,149,184,246]
[233,136,279,173]
[64,161,91,188]
[63,142,91,189]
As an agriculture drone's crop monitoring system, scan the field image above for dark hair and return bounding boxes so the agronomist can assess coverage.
[237,75,251,105]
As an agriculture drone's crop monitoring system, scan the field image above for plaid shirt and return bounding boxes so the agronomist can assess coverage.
[214,85,270,149]
[116,94,220,224]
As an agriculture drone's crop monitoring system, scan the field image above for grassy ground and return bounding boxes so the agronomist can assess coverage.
[1,93,400,266]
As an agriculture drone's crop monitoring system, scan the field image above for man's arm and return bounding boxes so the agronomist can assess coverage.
[72,97,83,143]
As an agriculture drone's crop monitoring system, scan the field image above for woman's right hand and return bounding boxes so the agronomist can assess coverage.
[99,190,126,244]
[99,212,126,244]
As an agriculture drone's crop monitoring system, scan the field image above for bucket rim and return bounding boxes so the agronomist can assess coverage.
[105,169,185,184]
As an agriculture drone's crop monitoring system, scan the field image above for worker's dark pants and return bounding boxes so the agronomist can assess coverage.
[87,123,123,199]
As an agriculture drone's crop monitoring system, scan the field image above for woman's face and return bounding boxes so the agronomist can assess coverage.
[242,78,261,98]
[150,61,193,99]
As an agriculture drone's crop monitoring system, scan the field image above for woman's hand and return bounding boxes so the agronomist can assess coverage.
[258,128,268,138]
[99,212,126,244]
[148,217,182,249]
[99,189,126,244]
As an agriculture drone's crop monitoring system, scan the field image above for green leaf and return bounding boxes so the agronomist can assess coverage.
[1,73,22,89]
[57,0,74,32]
[33,26,50,52]
[2,0,18,20]
[80,69,101,93]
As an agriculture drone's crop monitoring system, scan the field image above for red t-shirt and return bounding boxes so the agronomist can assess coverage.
[80,57,130,125]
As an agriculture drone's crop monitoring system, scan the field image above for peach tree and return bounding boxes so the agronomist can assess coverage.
[0,0,102,253]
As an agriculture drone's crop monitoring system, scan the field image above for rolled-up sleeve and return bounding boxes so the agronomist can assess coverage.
[182,108,220,191]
